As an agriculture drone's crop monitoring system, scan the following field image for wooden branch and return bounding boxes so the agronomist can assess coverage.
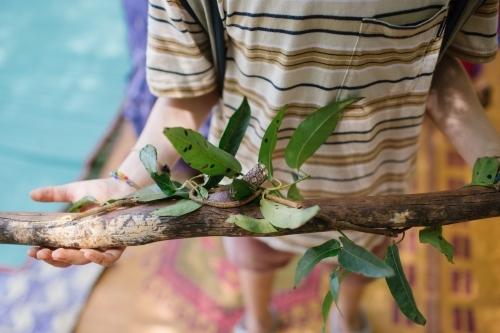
[1,186,499,248]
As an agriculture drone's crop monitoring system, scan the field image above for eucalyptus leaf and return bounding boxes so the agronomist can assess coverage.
[231,179,256,201]
[385,243,426,325]
[419,226,454,263]
[321,290,334,333]
[68,196,97,213]
[205,97,251,189]
[329,268,341,312]
[199,187,209,199]
[469,157,499,186]
[338,237,394,278]
[151,199,202,217]
[287,184,304,200]
[139,145,175,195]
[258,105,287,180]
[294,239,341,287]
[287,172,304,200]
[285,98,362,170]
[126,183,189,202]
[259,198,319,229]
[103,198,126,205]
[164,128,242,178]
[226,215,278,233]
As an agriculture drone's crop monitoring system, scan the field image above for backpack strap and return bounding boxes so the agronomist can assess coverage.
[179,0,226,96]
[438,0,486,61]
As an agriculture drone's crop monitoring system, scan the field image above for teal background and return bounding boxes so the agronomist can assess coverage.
[0,1,130,268]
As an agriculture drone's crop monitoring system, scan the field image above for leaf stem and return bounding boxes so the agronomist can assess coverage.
[266,174,310,192]
[395,231,406,245]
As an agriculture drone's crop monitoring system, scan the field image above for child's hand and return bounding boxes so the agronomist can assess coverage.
[28,178,138,267]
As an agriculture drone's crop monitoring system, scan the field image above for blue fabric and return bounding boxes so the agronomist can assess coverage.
[0,1,129,332]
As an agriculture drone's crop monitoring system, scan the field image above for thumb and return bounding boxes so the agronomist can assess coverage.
[30,184,71,203]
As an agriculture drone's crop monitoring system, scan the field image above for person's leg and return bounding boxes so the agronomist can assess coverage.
[332,278,367,332]
[238,269,276,333]
[223,237,294,333]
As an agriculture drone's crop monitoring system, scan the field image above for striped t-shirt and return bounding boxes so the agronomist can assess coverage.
[146,0,498,254]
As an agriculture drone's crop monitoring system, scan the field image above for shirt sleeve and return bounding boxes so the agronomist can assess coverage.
[146,0,217,98]
[447,0,499,63]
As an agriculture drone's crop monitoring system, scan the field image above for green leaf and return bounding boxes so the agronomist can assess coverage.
[338,237,394,278]
[258,105,287,180]
[139,145,175,195]
[287,184,304,201]
[285,98,362,170]
[294,239,341,287]
[164,128,242,178]
[231,179,256,201]
[68,196,97,212]
[470,157,499,186]
[126,184,189,202]
[321,290,334,333]
[199,186,209,199]
[385,243,426,325]
[151,199,202,217]
[226,215,278,233]
[419,226,454,263]
[287,173,304,200]
[259,198,319,229]
[329,268,341,310]
[205,97,251,189]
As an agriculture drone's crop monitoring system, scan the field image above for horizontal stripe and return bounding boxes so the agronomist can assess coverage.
[148,14,204,34]
[226,20,442,39]
[228,57,435,91]
[459,30,498,38]
[147,65,213,76]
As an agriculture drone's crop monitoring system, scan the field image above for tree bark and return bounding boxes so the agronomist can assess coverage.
[1,186,498,248]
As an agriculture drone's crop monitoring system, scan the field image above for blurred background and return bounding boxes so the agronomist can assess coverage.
[0,1,500,333]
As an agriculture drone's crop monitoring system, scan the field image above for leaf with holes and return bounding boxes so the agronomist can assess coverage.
[385,243,426,325]
[139,144,176,195]
[467,157,499,187]
[259,197,319,229]
[231,179,256,201]
[338,237,394,278]
[226,215,278,233]
[68,196,97,213]
[151,199,202,217]
[164,127,242,178]
[205,97,251,189]
[419,226,454,263]
[294,239,341,287]
[285,98,362,170]
[258,105,286,180]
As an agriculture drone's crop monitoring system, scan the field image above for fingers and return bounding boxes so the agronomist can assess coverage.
[28,246,127,268]
[28,247,92,268]
[82,247,126,267]
[30,184,71,203]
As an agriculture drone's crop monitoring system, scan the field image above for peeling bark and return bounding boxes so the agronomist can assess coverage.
[1,186,499,248]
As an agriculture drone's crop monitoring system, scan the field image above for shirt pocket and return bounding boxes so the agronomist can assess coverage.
[338,5,448,100]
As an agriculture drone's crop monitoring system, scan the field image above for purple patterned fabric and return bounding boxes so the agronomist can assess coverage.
[0,260,103,333]
[121,0,157,136]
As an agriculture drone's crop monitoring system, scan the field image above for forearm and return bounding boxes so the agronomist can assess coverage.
[118,92,219,187]
[426,54,500,168]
